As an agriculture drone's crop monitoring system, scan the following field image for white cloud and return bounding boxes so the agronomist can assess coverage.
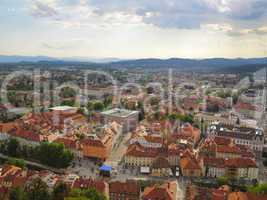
[29,0,267,32]
[31,0,59,18]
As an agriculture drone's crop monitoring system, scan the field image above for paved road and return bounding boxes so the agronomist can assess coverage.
[105,132,131,168]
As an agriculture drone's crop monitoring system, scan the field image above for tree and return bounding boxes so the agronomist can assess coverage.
[9,187,26,200]
[103,95,113,108]
[137,102,145,121]
[52,182,70,200]
[217,176,229,186]
[217,89,232,99]
[67,188,107,200]
[86,101,94,111]
[36,142,74,168]
[247,183,267,194]
[206,103,219,113]
[150,97,159,106]
[232,92,239,105]
[7,138,20,157]
[25,178,51,200]
[61,99,75,107]
[93,102,104,111]
[6,158,26,169]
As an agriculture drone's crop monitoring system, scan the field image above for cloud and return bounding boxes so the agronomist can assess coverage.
[203,23,267,37]
[42,39,91,50]
[29,0,267,33]
[31,1,58,18]
[203,0,267,20]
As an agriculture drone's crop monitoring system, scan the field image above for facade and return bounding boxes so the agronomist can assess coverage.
[124,144,157,167]
[109,181,140,200]
[199,136,255,159]
[142,181,177,200]
[151,156,172,177]
[124,143,183,168]
[208,123,264,155]
[179,151,203,177]
[234,101,263,120]
[195,113,237,127]
[204,157,259,180]
[81,139,110,161]
[129,135,163,148]
[101,108,139,133]
[82,122,121,161]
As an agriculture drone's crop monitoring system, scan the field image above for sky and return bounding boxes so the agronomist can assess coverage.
[1,0,267,59]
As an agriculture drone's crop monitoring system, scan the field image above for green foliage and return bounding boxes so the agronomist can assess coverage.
[7,138,20,157]
[205,89,212,96]
[217,176,229,186]
[232,92,239,105]
[216,89,232,99]
[137,101,145,121]
[0,139,74,169]
[93,102,104,111]
[35,142,74,168]
[86,101,94,111]
[61,99,75,107]
[206,103,219,113]
[52,182,70,200]
[60,87,76,98]
[150,97,159,106]
[167,113,194,124]
[25,178,51,200]
[247,183,267,194]
[7,180,107,200]
[68,188,107,200]
[9,187,26,200]
[103,95,113,108]
[6,158,26,169]
[87,101,105,112]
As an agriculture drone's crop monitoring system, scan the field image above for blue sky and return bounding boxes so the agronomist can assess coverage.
[1,0,267,59]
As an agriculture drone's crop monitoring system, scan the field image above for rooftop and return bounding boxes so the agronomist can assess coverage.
[49,106,78,111]
[101,108,138,118]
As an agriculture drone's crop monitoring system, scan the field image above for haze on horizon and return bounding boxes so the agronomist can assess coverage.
[1,0,267,59]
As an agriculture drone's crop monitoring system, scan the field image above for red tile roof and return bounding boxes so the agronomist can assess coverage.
[109,181,140,195]
[73,178,108,194]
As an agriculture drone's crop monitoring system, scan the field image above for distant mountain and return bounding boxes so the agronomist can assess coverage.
[0,55,121,63]
[108,57,267,69]
[0,55,266,72]
[0,55,58,63]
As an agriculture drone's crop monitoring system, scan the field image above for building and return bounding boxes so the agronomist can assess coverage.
[151,156,172,177]
[48,106,78,114]
[101,108,139,133]
[124,142,183,168]
[179,150,203,177]
[109,180,140,200]
[124,144,158,167]
[142,181,177,200]
[81,122,121,161]
[204,157,258,180]
[72,178,109,197]
[234,101,263,120]
[129,134,163,148]
[195,112,237,127]
[54,136,82,158]
[199,136,255,159]
[227,191,267,200]
[208,123,264,156]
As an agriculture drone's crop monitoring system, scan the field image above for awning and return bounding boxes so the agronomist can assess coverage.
[99,165,112,172]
